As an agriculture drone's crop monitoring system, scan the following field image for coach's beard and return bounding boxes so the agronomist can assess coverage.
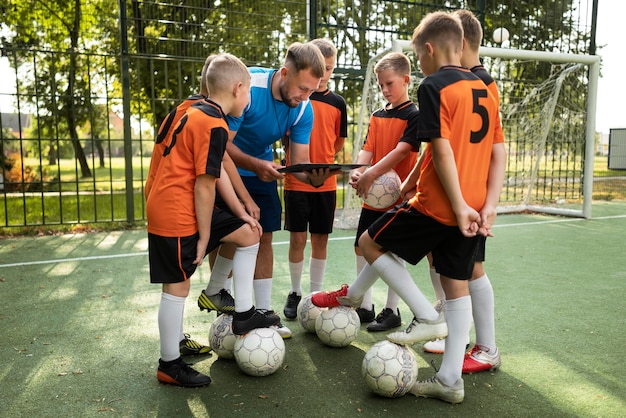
[278,84,300,108]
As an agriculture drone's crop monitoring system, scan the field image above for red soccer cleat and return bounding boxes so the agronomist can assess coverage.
[462,345,501,374]
[311,284,350,307]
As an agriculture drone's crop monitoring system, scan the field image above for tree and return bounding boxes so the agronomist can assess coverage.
[1,0,119,177]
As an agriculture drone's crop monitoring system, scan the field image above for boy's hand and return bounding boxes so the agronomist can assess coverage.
[241,213,263,238]
[242,199,261,221]
[455,205,481,237]
[193,238,210,265]
[478,204,498,237]
[354,169,375,199]
[305,167,334,188]
[349,169,361,188]
[400,180,416,201]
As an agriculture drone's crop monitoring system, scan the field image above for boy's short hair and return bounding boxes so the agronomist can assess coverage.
[310,38,337,59]
[411,11,463,54]
[200,54,218,96]
[284,42,325,78]
[374,51,411,76]
[205,53,250,96]
[453,9,483,51]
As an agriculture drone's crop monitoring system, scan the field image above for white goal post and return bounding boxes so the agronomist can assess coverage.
[337,41,600,229]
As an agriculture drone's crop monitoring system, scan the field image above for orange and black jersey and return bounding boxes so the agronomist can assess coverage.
[470,65,505,145]
[146,98,228,237]
[145,94,204,199]
[363,100,420,180]
[410,65,499,226]
[284,88,348,192]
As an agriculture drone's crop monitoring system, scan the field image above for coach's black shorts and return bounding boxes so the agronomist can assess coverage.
[355,206,386,247]
[284,190,336,234]
[148,207,245,283]
[242,176,281,232]
[367,202,480,280]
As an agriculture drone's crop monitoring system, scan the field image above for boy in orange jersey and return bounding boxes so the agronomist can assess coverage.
[422,9,505,375]
[146,53,280,388]
[282,38,348,320]
[145,55,260,357]
[312,11,506,403]
[349,52,420,332]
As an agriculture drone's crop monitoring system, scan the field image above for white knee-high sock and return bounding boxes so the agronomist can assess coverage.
[347,262,378,304]
[289,260,304,295]
[354,255,374,310]
[384,258,404,311]
[385,287,400,311]
[437,296,472,386]
[309,257,326,293]
[232,243,259,313]
[206,253,233,295]
[253,278,273,310]
[370,253,437,321]
[224,277,233,294]
[159,292,186,361]
[469,274,496,351]
[430,267,445,302]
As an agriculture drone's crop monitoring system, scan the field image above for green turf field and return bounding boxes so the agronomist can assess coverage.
[1,202,625,417]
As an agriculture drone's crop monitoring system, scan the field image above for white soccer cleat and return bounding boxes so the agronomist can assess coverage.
[387,311,447,345]
[409,374,464,404]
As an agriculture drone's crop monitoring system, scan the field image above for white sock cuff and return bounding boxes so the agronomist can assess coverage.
[445,295,472,311]
[237,242,259,256]
[469,273,490,291]
[161,292,186,304]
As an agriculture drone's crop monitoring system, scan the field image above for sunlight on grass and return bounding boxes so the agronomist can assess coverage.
[508,351,625,416]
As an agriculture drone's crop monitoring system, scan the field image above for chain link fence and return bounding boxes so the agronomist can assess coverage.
[1,0,614,231]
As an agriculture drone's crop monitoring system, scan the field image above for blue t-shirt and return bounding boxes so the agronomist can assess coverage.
[227,68,314,177]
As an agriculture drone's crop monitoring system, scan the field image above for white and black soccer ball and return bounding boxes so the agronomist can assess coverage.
[297,293,327,333]
[208,313,237,359]
[233,327,285,376]
[363,169,402,209]
[362,340,419,398]
[315,305,360,347]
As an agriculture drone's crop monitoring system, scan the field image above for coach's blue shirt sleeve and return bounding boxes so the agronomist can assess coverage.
[288,100,314,145]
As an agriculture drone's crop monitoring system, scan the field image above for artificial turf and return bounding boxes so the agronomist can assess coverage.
[1,202,625,417]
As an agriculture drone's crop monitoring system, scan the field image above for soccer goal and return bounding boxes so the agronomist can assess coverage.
[336,41,600,229]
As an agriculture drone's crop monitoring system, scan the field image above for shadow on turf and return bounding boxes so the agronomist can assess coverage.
[140,324,573,417]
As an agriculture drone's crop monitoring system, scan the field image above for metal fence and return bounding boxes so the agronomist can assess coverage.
[1,0,616,230]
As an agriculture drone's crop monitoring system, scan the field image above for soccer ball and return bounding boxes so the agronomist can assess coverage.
[297,293,327,333]
[363,169,402,209]
[208,313,237,359]
[233,327,285,376]
[315,305,360,347]
[361,340,419,398]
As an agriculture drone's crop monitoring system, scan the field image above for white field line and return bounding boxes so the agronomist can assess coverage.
[1,214,624,268]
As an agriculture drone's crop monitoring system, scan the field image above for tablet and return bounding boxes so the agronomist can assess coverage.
[277,163,368,173]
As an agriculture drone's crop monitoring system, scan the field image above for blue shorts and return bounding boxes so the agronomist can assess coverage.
[242,176,282,232]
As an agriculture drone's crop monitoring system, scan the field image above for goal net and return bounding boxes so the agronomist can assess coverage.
[336,43,599,229]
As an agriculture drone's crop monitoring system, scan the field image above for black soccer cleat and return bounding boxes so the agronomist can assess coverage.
[157,357,212,388]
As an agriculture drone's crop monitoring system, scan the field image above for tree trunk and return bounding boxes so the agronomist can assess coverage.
[65,0,92,178]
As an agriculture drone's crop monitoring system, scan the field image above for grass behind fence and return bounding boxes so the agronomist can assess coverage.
[1,155,624,233]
